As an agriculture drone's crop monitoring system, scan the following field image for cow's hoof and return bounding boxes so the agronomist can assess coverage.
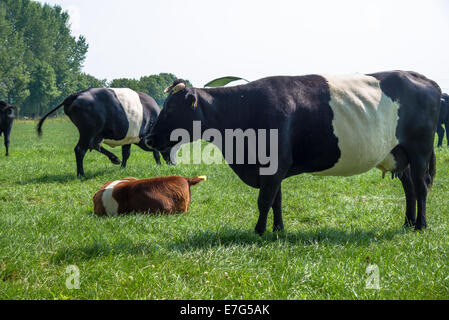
[403,220,416,228]
[254,226,266,236]
[272,225,284,233]
[414,223,427,231]
[110,157,121,165]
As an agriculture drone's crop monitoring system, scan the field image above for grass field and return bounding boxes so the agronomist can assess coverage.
[0,118,448,299]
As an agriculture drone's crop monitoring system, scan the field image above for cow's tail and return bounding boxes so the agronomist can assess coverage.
[37,93,78,137]
[427,148,436,190]
[187,176,207,186]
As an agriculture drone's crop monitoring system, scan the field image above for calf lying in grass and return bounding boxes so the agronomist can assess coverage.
[93,176,207,216]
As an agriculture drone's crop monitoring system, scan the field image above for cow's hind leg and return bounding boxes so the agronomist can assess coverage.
[445,122,449,147]
[436,124,444,147]
[385,146,417,227]
[409,156,430,230]
[121,144,131,168]
[98,146,121,165]
[75,136,90,177]
[399,167,416,227]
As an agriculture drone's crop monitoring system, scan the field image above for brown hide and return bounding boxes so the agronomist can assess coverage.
[93,176,206,216]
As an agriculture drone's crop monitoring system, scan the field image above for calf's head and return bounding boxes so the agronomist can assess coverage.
[146,79,201,152]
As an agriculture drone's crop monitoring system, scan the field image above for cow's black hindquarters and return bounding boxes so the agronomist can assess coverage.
[37,93,80,136]
[389,145,410,179]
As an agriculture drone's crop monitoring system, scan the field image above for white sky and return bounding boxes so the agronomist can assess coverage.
[36,0,449,91]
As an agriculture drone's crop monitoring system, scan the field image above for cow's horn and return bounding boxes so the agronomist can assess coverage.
[164,82,186,95]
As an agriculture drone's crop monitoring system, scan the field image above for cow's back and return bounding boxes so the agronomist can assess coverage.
[311,74,400,176]
[287,71,440,177]
[93,176,191,216]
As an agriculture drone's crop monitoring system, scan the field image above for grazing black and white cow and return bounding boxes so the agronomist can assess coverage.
[37,88,173,176]
[0,101,16,156]
[146,71,441,234]
[437,93,449,147]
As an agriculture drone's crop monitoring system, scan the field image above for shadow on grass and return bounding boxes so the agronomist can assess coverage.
[168,226,409,252]
[15,169,114,185]
[51,239,157,264]
[51,226,408,264]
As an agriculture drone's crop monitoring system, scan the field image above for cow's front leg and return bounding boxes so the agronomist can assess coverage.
[153,151,161,165]
[162,149,175,165]
[255,181,282,235]
[121,144,131,168]
[4,134,9,156]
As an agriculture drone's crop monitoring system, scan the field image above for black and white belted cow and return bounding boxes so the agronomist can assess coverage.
[146,71,441,234]
[437,93,449,147]
[37,88,173,176]
[0,100,16,156]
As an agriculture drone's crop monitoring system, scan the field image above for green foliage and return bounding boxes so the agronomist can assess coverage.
[1,119,449,299]
[204,76,249,88]
[0,0,104,117]
[110,73,192,106]
[109,78,142,92]
[0,5,30,106]
[0,1,190,116]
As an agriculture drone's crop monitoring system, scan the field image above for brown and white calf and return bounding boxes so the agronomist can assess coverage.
[93,176,206,216]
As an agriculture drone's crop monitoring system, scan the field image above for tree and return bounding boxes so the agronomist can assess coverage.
[109,78,141,91]
[0,5,30,111]
[109,73,192,106]
[0,0,95,117]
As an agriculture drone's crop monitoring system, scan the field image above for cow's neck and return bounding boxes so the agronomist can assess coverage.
[197,88,251,132]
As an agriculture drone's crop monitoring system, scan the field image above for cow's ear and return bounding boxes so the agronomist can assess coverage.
[5,106,16,115]
[185,90,199,110]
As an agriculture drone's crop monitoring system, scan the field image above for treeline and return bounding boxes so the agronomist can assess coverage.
[110,74,192,107]
[0,0,189,118]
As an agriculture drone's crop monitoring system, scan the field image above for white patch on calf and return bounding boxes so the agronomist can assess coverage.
[313,74,400,176]
[101,180,125,216]
[103,88,143,148]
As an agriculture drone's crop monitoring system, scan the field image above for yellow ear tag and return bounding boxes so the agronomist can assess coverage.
[192,100,198,108]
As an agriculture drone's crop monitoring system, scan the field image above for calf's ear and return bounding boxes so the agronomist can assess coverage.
[187,176,207,186]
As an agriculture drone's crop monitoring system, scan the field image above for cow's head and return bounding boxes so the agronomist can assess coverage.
[0,101,17,126]
[146,79,201,152]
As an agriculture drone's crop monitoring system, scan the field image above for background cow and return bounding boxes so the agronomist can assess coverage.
[437,93,449,147]
[93,175,207,216]
[0,101,17,156]
[147,71,441,234]
[37,88,173,176]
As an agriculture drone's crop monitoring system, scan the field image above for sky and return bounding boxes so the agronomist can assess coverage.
[36,0,449,91]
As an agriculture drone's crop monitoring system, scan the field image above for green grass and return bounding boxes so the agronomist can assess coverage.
[0,119,448,299]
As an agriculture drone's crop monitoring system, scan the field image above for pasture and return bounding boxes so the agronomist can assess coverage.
[0,119,448,299]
